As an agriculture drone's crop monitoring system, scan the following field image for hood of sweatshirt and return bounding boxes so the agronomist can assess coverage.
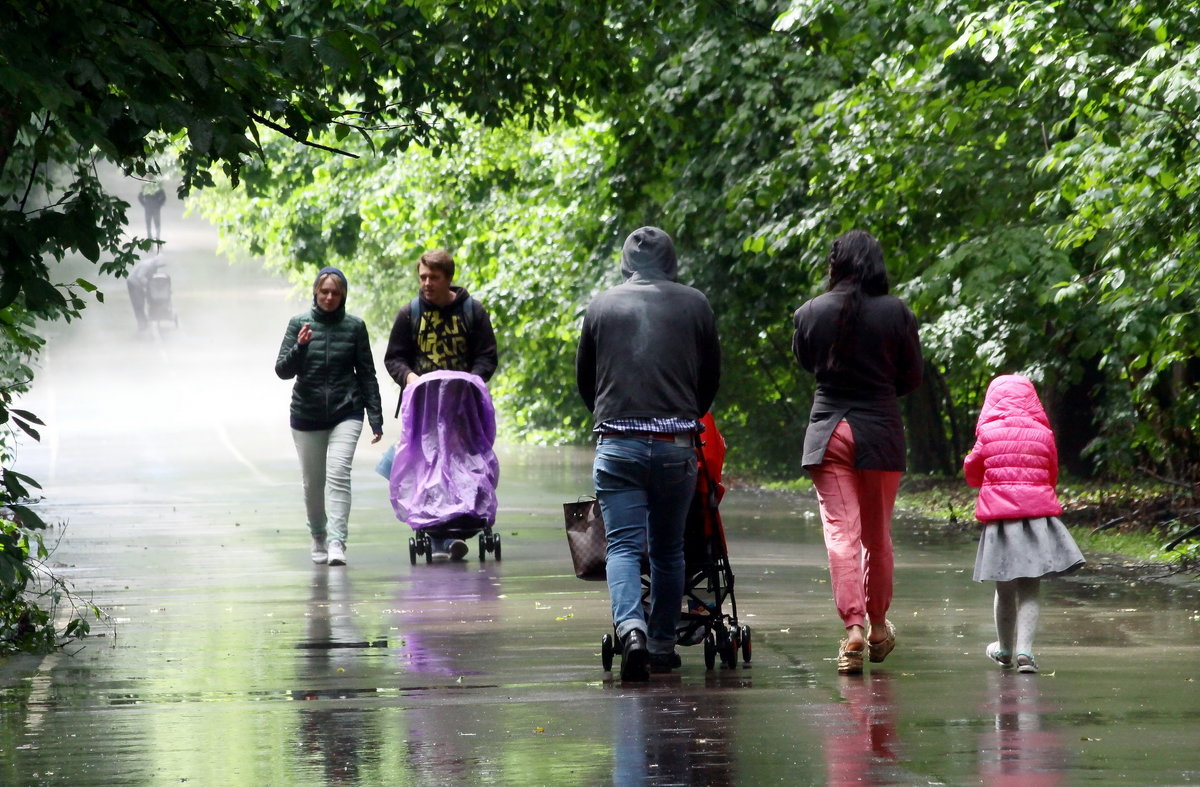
[620,226,678,282]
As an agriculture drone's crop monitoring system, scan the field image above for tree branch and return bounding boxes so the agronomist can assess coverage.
[249,114,360,158]
[1165,517,1200,551]
[18,116,53,211]
[1138,466,1194,490]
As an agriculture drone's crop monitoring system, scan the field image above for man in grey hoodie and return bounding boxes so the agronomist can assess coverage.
[576,226,721,681]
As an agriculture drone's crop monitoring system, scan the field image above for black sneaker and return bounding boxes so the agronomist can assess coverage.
[620,630,650,682]
[649,651,681,674]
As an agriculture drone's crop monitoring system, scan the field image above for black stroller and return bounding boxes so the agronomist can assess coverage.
[387,370,502,564]
[598,414,750,671]
[146,268,178,328]
[409,513,500,564]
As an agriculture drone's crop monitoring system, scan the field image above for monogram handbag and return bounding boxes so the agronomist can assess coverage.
[562,498,607,580]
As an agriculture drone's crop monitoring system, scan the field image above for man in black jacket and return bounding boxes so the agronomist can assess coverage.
[384,249,498,560]
[576,226,721,681]
[384,249,498,391]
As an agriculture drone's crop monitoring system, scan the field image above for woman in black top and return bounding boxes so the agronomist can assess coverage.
[792,230,922,673]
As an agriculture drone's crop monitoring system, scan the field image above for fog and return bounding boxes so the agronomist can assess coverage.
[14,170,400,508]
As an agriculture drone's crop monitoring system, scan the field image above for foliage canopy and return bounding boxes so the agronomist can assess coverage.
[192,0,1200,487]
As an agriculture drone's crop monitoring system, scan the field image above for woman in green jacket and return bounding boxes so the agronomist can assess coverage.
[276,267,384,566]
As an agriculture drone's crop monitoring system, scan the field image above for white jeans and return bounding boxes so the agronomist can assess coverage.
[291,419,363,544]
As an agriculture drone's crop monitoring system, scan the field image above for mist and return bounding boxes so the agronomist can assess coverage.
[14,170,398,512]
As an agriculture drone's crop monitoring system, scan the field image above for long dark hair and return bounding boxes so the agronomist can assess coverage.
[826,230,889,370]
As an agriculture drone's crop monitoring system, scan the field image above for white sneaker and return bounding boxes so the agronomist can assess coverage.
[311,537,328,564]
[986,641,1013,669]
[327,539,346,566]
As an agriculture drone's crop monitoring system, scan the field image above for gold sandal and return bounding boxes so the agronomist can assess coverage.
[837,639,864,674]
[868,620,896,663]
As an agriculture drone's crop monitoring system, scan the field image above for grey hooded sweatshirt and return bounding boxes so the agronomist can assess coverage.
[575,227,721,427]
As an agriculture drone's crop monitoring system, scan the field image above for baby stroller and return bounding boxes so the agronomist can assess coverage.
[388,370,501,564]
[598,413,750,671]
[146,268,178,328]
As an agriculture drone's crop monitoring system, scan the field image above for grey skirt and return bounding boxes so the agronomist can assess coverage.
[973,516,1086,582]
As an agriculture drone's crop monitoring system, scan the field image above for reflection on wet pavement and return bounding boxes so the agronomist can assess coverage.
[821,674,904,786]
[612,688,739,784]
[976,670,1067,785]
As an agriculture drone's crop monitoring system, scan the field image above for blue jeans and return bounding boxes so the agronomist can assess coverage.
[593,436,697,655]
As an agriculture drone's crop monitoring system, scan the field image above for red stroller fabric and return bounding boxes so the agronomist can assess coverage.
[694,412,728,554]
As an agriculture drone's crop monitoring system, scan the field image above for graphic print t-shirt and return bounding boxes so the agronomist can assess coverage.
[414,305,471,375]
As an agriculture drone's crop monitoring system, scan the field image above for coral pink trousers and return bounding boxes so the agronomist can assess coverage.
[807,420,901,630]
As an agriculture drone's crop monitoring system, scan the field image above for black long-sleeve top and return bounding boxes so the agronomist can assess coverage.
[792,285,922,470]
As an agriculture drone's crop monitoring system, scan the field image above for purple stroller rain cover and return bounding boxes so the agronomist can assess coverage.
[389,370,499,530]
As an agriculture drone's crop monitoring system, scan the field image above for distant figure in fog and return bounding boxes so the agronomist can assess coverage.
[138,181,166,241]
[965,374,1085,675]
[792,229,922,675]
[276,267,384,567]
[126,255,163,330]
[383,248,497,561]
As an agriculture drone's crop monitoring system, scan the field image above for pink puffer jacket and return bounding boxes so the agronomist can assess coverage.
[963,374,1063,522]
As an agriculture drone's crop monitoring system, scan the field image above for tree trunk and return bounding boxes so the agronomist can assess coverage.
[0,101,21,183]
[1046,354,1103,478]
[904,360,955,475]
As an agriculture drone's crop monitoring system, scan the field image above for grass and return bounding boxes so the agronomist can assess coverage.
[1070,528,1177,565]
[757,477,813,494]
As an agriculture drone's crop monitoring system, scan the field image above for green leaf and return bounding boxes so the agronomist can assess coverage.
[9,407,43,427]
[9,505,46,531]
[283,35,314,76]
[12,418,41,441]
[77,233,100,262]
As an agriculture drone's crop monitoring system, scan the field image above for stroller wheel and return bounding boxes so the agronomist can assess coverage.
[478,533,488,562]
[493,533,502,561]
[713,626,736,669]
[601,633,615,673]
[408,537,417,565]
[740,625,752,663]
[721,639,738,669]
[704,633,717,670]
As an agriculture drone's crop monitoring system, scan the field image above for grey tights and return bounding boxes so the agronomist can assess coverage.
[994,577,1041,656]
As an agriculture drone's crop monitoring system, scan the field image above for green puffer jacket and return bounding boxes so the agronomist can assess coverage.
[275,305,384,434]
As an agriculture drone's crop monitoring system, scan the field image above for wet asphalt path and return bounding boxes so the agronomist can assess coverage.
[2,182,1199,785]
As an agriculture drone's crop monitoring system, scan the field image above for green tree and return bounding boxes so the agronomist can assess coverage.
[183,0,1200,492]
[943,2,1200,477]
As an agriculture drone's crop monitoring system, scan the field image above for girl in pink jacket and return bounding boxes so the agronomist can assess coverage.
[965,375,1085,674]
